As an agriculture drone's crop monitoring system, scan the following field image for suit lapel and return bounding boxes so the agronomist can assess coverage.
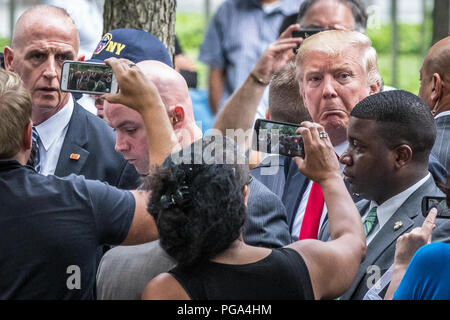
[282,158,310,231]
[54,101,89,177]
[341,176,436,299]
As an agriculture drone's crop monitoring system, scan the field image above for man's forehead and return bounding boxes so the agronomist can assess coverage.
[303,0,355,29]
[302,50,364,72]
[15,16,78,50]
[348,117,377,137]
[105,102,142,125]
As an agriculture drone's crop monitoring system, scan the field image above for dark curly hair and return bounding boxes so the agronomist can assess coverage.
[146,135,249,267]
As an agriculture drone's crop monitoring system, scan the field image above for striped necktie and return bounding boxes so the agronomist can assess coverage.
[30,127,41,173]
[363,207,378,237]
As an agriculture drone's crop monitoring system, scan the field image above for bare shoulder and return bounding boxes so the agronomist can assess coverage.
[142,272,190,300]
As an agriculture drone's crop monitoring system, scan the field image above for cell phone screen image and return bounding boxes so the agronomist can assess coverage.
[421,196,450,218]
[254,119,304,158]
[61,61,116,94]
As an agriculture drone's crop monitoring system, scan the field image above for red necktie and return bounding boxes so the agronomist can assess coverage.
[298,181,324,240]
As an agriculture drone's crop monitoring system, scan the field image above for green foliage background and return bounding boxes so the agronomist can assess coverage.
[0,12,432,95]
[175,12,433,95]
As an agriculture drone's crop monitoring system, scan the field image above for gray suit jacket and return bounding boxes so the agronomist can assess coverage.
[318,175,450,300]
[431,113,450,171]
[96,240,176,300]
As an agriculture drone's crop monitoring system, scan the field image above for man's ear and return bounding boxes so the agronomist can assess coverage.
[265,108,271,120]
[3,46,15,71]
[430,73,443,106]
[23,121,33,151]
[369,80,381,95]
[168,105,185,127]
[393,144,413,169]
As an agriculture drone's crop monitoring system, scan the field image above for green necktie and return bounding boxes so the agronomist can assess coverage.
[363,207,378,237]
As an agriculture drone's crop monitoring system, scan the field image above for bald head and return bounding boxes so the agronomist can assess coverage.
[422,37,450,84]
[136,60,195,121]
[4,5,80,125]
[419,36,450,113]
[12,5,79,51]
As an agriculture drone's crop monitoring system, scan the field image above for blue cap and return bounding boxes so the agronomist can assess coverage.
[88,28,173,67]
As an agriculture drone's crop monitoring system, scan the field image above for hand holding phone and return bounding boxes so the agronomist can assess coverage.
[292,28,324,39]
[253,119,305,158]
[60,60,118,95]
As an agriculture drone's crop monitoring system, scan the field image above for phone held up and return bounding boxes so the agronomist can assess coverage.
[421,196,450,219]
[60,60,119,95]
[253,119,305,158]
[292,28,324,39]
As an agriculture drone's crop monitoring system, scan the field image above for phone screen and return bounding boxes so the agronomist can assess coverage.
[61,61,118,95]
[253,119,304,158]
[422,196,450,218]
[292,28,324,39]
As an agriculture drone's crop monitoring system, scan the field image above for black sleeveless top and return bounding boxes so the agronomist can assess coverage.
[168,247,314,300]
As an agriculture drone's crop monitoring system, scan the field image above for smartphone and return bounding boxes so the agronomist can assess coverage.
[60,60,118,95]
[421,196,450,218]
[253,119,304,158]
[292,28,324,39]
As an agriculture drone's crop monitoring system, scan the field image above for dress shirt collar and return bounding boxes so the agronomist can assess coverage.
[368,172,431,229]
[435,110,450,119]
[35,96,74,152]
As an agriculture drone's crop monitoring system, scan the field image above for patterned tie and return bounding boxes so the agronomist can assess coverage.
[363,207,378,237]
[30,127,41,173]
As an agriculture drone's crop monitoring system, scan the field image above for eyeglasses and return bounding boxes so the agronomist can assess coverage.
[421,196,450,219]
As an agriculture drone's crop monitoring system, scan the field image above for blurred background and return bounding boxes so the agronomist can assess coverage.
[0,0,448,109]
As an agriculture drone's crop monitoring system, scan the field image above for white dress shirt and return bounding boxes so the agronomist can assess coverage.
[434,110,450,119]
[35,97,74,176]
[363,173,431,245]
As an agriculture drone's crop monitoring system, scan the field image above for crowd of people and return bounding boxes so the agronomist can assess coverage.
[0,0,450,301]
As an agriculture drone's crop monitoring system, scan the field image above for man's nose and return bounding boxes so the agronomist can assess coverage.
[42,56,58,79]
[339,150,352,166]
[322,75,338,99]
[115,134,129,153]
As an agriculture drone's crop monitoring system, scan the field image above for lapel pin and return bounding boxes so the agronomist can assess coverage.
[69,153,81,160]
[394,221,403,231]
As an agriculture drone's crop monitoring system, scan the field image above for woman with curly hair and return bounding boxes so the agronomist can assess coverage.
[141,130,366,300]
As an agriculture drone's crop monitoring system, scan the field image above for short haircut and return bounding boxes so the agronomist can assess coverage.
[351,90,436,163]
[269,62,312,124]
[146,135,249,267]
[296,30,381,88]
[0,69,32,159]
[297,0,368,33]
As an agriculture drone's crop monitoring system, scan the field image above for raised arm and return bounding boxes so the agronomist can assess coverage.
[286,122,366,300]
[213,24,302,145]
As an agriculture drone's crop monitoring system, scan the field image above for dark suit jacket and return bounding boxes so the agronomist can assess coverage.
[252,154,447,242]
[318,175,450,300]
[54,99,140,190]
[432,113,450,172]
